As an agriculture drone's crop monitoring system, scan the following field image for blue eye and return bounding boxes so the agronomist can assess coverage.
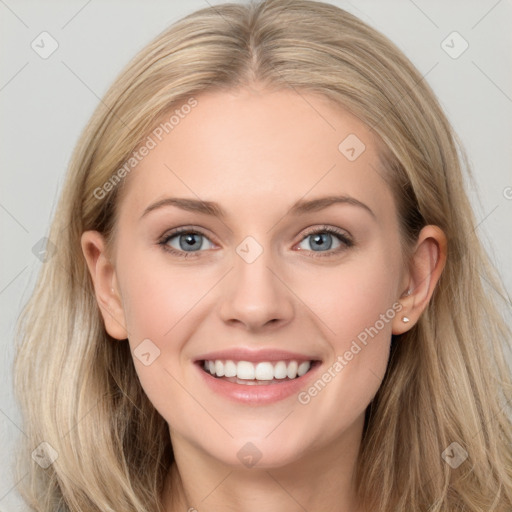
[158,225,353,259]
[159,229,215,257]
[297,226,353,257]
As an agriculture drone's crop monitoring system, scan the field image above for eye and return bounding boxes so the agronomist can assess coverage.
[158,225,354,259]
[159,228,215,258]
[296,226,353,256]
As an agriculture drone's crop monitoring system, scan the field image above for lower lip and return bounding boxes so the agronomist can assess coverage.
[195,361,321,405]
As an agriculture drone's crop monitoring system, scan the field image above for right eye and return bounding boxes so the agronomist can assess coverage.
[159,228,216,258]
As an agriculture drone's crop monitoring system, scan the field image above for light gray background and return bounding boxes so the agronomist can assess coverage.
[1,1,511,510]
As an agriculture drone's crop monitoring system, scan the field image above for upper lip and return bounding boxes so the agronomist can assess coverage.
[194,348,321,364]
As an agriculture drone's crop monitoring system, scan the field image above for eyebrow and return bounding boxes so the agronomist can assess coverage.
[140,194,376,220]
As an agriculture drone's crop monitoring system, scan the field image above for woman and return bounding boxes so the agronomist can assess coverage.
[14,1,512,510]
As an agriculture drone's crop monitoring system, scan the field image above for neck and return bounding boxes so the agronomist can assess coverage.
[162,415,364,512]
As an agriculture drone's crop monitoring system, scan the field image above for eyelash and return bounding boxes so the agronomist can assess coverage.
[157,225,354,259]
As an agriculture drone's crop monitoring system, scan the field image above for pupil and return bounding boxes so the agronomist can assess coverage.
[312,233,332,250]
[181,234,201,251]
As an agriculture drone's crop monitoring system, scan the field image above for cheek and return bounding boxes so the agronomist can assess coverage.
[293,247,401,409]
[114,245,223,406]
[118,248,211,342]
[115,252,209,421]
[295,248,400,347]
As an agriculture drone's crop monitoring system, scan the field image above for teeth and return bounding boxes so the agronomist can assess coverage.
[274,361,288,379]
[287,361,298,379]
[237,361,255,380]
[215,360,224,377]
[297,361,310,377]
[255,362,274,380]
[224,360,237,377]
[202,359,312,380]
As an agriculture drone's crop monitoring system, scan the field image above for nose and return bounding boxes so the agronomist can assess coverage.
[218,243,295,331]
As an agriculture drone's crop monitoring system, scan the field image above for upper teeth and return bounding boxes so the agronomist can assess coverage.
[203,360,312,380]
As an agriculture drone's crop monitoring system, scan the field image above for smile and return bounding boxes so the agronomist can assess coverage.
[194,351,322,404]
[202,359,313,384]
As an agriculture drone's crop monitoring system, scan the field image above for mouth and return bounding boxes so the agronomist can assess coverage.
[197,358,321,386]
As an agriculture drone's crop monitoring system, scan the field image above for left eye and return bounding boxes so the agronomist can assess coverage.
[297,228,352,253]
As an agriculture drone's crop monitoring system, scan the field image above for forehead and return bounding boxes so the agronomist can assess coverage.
[117,87,394,221]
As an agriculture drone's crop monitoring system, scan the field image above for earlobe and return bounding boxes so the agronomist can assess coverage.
[81,230,128,340]
[392,225,447,335]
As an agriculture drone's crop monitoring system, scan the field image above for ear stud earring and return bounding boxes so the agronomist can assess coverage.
[402,316,410,323]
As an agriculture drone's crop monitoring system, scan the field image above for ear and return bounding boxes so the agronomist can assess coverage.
[392,225,447,335]
[81,230,128,340]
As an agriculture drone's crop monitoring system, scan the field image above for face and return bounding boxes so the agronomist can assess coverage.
[94,87,410,468]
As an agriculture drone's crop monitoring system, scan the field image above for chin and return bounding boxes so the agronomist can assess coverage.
[199,435,309,470]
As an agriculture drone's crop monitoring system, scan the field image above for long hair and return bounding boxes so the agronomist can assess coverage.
[14,1,512,510]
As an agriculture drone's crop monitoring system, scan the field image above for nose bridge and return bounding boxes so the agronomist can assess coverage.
[218,234,294,328]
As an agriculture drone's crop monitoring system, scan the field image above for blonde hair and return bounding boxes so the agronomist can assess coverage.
[14,1,512,510]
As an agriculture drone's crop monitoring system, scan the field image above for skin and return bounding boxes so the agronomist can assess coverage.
[82,86,446,512]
